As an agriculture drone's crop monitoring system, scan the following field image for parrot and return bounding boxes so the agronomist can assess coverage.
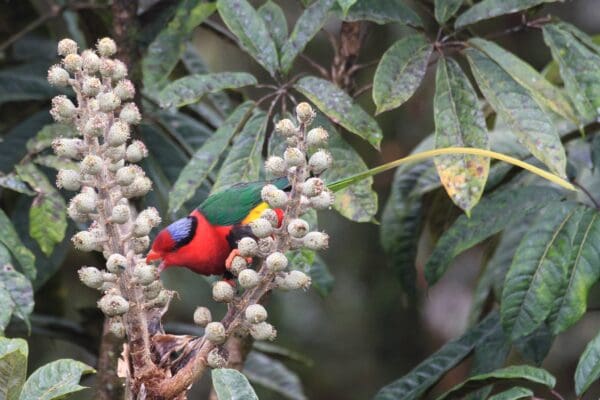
[145,178,289,277]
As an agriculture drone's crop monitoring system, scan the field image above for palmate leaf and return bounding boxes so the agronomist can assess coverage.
[374,312,501,400]
[18,359,94,400]
[244,352,307,400]
[433,57,489,214]
[295,76,382,149]
[434,0,463,24]
[258,1,288,51]
[455,0,558,28]
[217,0,279,76]
[0,209,36,280]
[0,337,28,400]
[373,34,432,114]
[212,369,258,400]
[168,101,255,214]
[465,47,567,177]
[575,330,600,395]
[335,0,422,26]
[0,264,34,331]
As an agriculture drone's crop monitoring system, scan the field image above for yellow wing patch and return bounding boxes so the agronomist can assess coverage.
[241,202,269,225]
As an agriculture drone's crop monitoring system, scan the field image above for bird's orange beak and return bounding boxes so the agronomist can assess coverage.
[146,249,162,264]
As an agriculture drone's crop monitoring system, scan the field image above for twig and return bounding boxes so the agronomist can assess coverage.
[353,83,372,98]
[300,54,330,79]
[573,180,600,209]
[0,3,62,52]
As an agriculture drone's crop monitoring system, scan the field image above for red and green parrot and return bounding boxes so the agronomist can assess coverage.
[146,178,289,277]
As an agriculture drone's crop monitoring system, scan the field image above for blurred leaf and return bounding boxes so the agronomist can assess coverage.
[280,0,335,73]
[0,264,34,331]
[252,342,314,367]
[425,186,562,286]
[26,123,77,154]
[0,337,28,400]
[500,202,588,340]
[335,0,422,26]
[15,164,67,257]
[212,112,267,192]
[154,110,212,151]
[373,34,432,114]
[158,72,257,108]
[212,368,258,400]
[217,0,279,76]
[143,1,216,92]
[374,312,501,400]
[295,76,382,149]
[169,101,255,214]
[543,23,600,122]
[244,352,307,400]
[0,111,52,173]
[337,0,357,14]
[488,387,533,400]
[436,365,555,400]
[466,48,566,177]
[455,0,557,28]
[0,68,57,105]
[62,10,86,48]
[513,324,554,365]
[433,57,489,214]
[0,209,36,280]
[19,359,94,400]
[469,38,578,125]
[33,155,78,171]
[593,135,600,172]
[435,0,463,24]
[258,1,289,51]
[0,174,35,196]
[310,255,334,296]
[575,329,600,395]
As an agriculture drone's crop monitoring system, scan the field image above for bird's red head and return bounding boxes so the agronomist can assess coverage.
[146,228,174,269]
[146,215,198,271]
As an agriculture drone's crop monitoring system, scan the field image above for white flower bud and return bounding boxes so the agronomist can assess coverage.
[230,256,247,275]
[47,65,69,87]
[133,215,152,237]
[139,207,161,227]
[261,185,288,208]
[306,127,329,147]
[82,77,102,96]
[126,140,148,162]
[286,136,298,147]
[147,290,171,308]
[115,80,135,100]
[275,119,297,137]
[309,150,333,175]
[72,192,97,213]
[132,236,150,253]
[250,322,277,341]
[63,53,82,72]
[212,281,235,303]
[98,294,129,316]
[296,102,315,125]
[193,307,212,327]
[260,208,280,227]
[110,204,130,224]
[97,92,121,112]
[56,169,81,191]
[266,252,288,272]
[80,154,103,175]
[245,304,267,324]
[238,237,258,257]
[265,156,287,177]
[143,281,162,300]
[122,176,152,198]
[67,202,88,223]
[115,165,138,186]
[108,160,125,172]
[303,231,329,250]
[78,266,104,289]
[238,269,259,288]
[52,137,83,158]
[257,237,274,254]
[72,230,99,252]
[50,96,77,121]
[207,348,227,369]
[81,50,100,74]
[106,120,130,146]
[302,177,324,197]
[310,189,334,210]
[282,270,311,290]
[106,253,127,273]
[249,218,272,238]
[133,264,156,285]
[83,114,107,137]
[287,219,309,238]
[120,103,141,124]
[205,322,226,344]
[105,144,126,161]
[284,147,305,167]
[112,60,128,81]
[108,320,125,338]
[57,38,78,56]
[97,37,117,57]
[99,58,115,77]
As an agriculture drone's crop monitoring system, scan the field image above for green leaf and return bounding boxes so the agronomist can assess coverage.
[0,174,35,196]
[217,0,279,76]
[244,352,307,400]
[33,155,78,172]
[0,69,58,105]
[0,111,52,173]
[434,0,462,24]
[258,1,289,50]
[26,123,78,154]
[280,0,335,73]
[500,202,588,340]
[543,23,600,122]
[575,329,600,395]
[295,76,382,149]
[337,0,357,14]
[374,312,501,400]
[143,1,216,92]
[19,359,94,400]
[513,324,554,365]
[0,264,34,331]
[488,387,534,400]
[15,163,67,257]
[252,343,314,367]
[425,186,562,285]
[158,72,257,108]
[211,112,267,193]
[455,0,557,28]
[169,101,254,214]
[433,57,489,213]
[593,135,600,172]
[335,0,422,26]
[212,368,258,400]
[465,47,567,177]
[373,34,432,114]
[436,365,555,400]
[310,255,334,296]
[469,38,579,125]
[0,209,36,280]
[0,337,28,400]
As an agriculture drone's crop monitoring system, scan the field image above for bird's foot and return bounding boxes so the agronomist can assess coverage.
[225,249,252,271]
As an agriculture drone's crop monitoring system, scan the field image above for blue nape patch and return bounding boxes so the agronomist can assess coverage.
[167,216,195,245]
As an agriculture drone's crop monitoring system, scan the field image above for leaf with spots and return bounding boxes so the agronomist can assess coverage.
[455,0,558,28]
[488,387,533,400]
[435,0,463,24]
[212,368,258,400]
[0,209,36,280]
[243,352,307,400]
[575,329,600,396]
[0,264,34,331]
[258,1,288,51]
[0,174,35,196]
[373,34,432,114]
[19,359,95,400]
[295,76,382,149]
[26,123,77,154]
[434,57,489,214]
[335,0,422,26]
[33,155,78,171]
[0,337,28,400]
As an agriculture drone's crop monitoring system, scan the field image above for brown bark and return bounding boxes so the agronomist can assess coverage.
[95,320,125,400]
